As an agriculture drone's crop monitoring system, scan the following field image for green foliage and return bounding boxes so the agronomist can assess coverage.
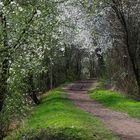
[89,89,140,119]
[5,88,118,140]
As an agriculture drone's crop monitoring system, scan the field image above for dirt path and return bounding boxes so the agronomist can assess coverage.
[65,80,140,140]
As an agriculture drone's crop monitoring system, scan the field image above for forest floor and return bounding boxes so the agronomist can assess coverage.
[65,80,140,140]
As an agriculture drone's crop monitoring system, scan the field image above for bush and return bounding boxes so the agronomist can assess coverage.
[15,127,88,140]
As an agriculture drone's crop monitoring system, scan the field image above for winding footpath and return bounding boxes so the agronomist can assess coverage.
[64,80,140,140]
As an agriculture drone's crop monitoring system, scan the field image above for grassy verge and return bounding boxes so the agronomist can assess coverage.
[5,88,118,140]
[89,88,140,119]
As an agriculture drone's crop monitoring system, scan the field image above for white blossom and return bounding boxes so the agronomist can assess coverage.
[18,7,23,12]
[0,1,4,7]
[36,10,42,17]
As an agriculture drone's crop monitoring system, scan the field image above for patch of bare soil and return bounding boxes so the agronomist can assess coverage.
[65,80,140,140]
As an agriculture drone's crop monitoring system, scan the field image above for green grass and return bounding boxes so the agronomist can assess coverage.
[89,89,140,119]
[5,88,118,140]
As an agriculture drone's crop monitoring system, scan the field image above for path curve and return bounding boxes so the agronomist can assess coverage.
[65,80,140,140]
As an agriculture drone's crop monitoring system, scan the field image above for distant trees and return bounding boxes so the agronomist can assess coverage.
[97,0,140,94]
[80,0,140,95]
[110,0,140,94]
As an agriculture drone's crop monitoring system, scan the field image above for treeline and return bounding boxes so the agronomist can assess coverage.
[0,1,93,138]
[81,0,140,97]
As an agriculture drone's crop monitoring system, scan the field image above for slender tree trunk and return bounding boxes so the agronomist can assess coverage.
[89,54,95,78]
[0,12,9,112]
[0,59,9,111]
[28,73,40,105]
[49,59,53,89]
[65,46,69,79]
[76,54,81,80]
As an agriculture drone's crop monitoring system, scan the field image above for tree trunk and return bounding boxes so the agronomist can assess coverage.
[28,73,40,105]
[0,12,9,112]
[30,91,40,105]
[0,59,9,111]
[50,62,53,89]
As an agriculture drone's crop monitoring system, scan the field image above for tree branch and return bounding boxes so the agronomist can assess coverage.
[11,10,37,51]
